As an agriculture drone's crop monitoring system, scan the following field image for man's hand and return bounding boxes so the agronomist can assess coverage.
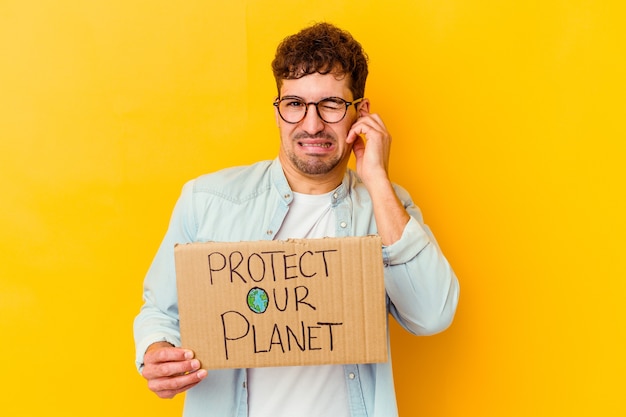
[141,342,208,399]
[346,108,392,186]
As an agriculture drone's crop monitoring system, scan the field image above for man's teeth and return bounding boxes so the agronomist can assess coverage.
[301,143,331,148]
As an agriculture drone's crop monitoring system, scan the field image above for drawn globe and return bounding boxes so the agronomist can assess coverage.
[247,287,269,314]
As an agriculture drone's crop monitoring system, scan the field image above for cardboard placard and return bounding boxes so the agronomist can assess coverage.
[174,236,388,370]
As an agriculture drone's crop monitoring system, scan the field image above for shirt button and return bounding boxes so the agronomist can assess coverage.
[333,192,338,199]
[348,373,355,380]
[266,230,273,235]
[284,194,291,199]
[340,221,347,228]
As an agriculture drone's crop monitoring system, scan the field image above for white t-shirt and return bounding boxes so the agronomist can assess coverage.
[247,190,350,417]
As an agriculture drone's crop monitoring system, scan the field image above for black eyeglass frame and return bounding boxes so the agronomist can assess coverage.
[273,96,364,124]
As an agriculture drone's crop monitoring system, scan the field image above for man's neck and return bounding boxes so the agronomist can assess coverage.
[279,156,346,195]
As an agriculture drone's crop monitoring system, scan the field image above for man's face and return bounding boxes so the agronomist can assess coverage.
[276,72,360,179]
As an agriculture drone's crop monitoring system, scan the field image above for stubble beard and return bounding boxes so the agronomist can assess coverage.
[289,152,343,175]
[287,132,343,175]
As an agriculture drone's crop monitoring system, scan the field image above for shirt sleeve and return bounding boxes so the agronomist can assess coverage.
[133,180,198,372]
[381,185,460,336]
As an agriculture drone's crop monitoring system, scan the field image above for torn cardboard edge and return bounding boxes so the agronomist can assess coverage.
[175,235,388,370]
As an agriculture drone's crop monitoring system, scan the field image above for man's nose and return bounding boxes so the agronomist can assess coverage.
[300,103,325,133]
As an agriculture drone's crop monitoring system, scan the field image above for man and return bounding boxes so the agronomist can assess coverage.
[134,22,459,417]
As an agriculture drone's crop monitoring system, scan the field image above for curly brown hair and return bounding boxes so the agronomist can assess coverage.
[271,22,369,100]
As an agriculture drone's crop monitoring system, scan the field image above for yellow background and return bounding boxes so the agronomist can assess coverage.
[1,1,624,415]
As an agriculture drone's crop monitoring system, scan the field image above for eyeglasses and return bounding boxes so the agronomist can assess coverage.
[273,96,364,124]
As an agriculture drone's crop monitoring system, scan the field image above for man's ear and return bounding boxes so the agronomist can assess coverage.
[358,98,371,115]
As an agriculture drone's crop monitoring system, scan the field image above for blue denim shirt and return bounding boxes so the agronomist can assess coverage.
[134,158,459,417]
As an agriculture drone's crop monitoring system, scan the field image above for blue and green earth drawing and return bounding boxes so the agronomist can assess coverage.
[247,287,269,314]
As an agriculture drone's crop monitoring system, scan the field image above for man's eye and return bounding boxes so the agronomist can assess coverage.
[320,99,344,110]
[284,100,305,108]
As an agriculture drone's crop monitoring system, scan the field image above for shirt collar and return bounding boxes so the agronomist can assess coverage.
[270,157,351,205]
